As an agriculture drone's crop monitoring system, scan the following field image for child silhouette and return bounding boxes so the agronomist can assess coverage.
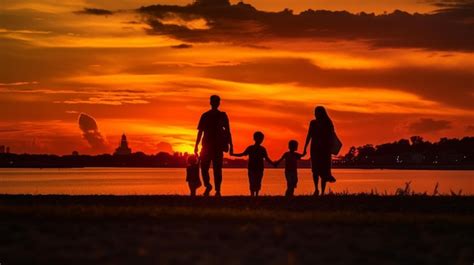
[275,140,305,196]
[186,155,202,196]
[230,131,274,196]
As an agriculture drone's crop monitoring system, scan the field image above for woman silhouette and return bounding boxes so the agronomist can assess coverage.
[303,106,336,196]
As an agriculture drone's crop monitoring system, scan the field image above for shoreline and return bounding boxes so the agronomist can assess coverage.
[1,166,473,170]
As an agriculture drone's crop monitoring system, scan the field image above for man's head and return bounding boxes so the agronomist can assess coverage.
[253,131,264,145]
[210,95,220,109]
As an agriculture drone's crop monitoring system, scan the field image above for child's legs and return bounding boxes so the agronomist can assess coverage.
[285,178,291,196]
[248,171,255,194]
[248,170,263,193]
[285,172,297,196]
[255,172,263,192]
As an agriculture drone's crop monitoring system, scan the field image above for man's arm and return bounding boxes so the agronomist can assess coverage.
[224,113,233,150]
[194,130,203,156]
[195,113,205,156]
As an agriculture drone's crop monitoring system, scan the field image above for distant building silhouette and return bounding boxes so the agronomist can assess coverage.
[72,151,79,156]
[114,134,132,155]
[6,146,9,154]
[0,145,4,154]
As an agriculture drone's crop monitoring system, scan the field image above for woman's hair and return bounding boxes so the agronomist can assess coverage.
[315,106,334,128]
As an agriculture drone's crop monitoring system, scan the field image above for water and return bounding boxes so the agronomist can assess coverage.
[0,168,472,195]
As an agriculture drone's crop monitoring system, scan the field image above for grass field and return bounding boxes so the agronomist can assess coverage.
[0,195,472,265]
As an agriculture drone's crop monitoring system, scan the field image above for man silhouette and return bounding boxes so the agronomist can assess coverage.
[194,95,233,196]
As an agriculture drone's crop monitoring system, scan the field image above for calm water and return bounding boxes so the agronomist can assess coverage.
[0,168,472,195]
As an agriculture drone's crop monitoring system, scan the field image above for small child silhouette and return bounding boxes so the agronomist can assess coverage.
[230,131,274,196]
[275,140,305,196]
[186,155,202,196]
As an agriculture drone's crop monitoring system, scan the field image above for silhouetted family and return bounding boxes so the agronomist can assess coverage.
[187,95,341,197]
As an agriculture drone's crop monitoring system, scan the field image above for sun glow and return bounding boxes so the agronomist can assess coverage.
[1,0,472,156]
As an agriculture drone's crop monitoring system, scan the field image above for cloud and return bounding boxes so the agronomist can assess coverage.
[156,141,174,153]
[148,57,474,110]
[431,0,474,9]
[78,113,110,152]
[0,81,38,86]
[408,118,452,133]
[138,0,474,51]
[0,128,21,133]
[74,8,114,16]
[170,43,193,49]
[466,125,474,132]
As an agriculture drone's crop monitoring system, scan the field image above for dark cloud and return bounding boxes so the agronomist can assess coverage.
[170,43,193,49]
[164,57,473,109]
[156,141,174,153]
[119,56,473,110]
[431,0,474,8]
[0,128,21,133]
[138,0,474,51]
[74,8,114,16]
[408,118,452,133]
[123,20,140,24]
[78,113,110,152]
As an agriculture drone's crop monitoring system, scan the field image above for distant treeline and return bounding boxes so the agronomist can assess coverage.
[0,136,473,169]
[336,136,474,169]
[0,152,230,168]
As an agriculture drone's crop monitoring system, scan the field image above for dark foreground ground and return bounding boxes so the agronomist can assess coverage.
[0,195,472,265]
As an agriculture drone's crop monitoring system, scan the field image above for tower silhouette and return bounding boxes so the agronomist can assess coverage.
[114,134,132,155]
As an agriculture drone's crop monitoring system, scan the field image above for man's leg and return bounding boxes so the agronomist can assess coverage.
[200,156,212,196]
[212,152,223,194]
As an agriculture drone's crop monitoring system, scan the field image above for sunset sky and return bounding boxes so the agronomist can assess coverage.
[1,0,473,156]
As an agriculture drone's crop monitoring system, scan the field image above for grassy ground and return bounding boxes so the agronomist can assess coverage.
[0,195,472,265]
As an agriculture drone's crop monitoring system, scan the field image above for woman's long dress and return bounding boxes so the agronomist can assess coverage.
[309,119,334,178]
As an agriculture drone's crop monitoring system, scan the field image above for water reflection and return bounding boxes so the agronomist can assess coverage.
[0,168,472,195]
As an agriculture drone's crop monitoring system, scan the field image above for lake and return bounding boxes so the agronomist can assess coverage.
[0,168,472,195]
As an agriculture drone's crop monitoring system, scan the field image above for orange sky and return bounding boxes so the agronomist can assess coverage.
[0,0,473,157]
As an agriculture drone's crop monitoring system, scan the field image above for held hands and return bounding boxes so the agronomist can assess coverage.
[194,146,199,156]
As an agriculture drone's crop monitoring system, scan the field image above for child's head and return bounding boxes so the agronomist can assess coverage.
[253,131,264,145]
[187,155,198,165]
[288,140,298,152]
